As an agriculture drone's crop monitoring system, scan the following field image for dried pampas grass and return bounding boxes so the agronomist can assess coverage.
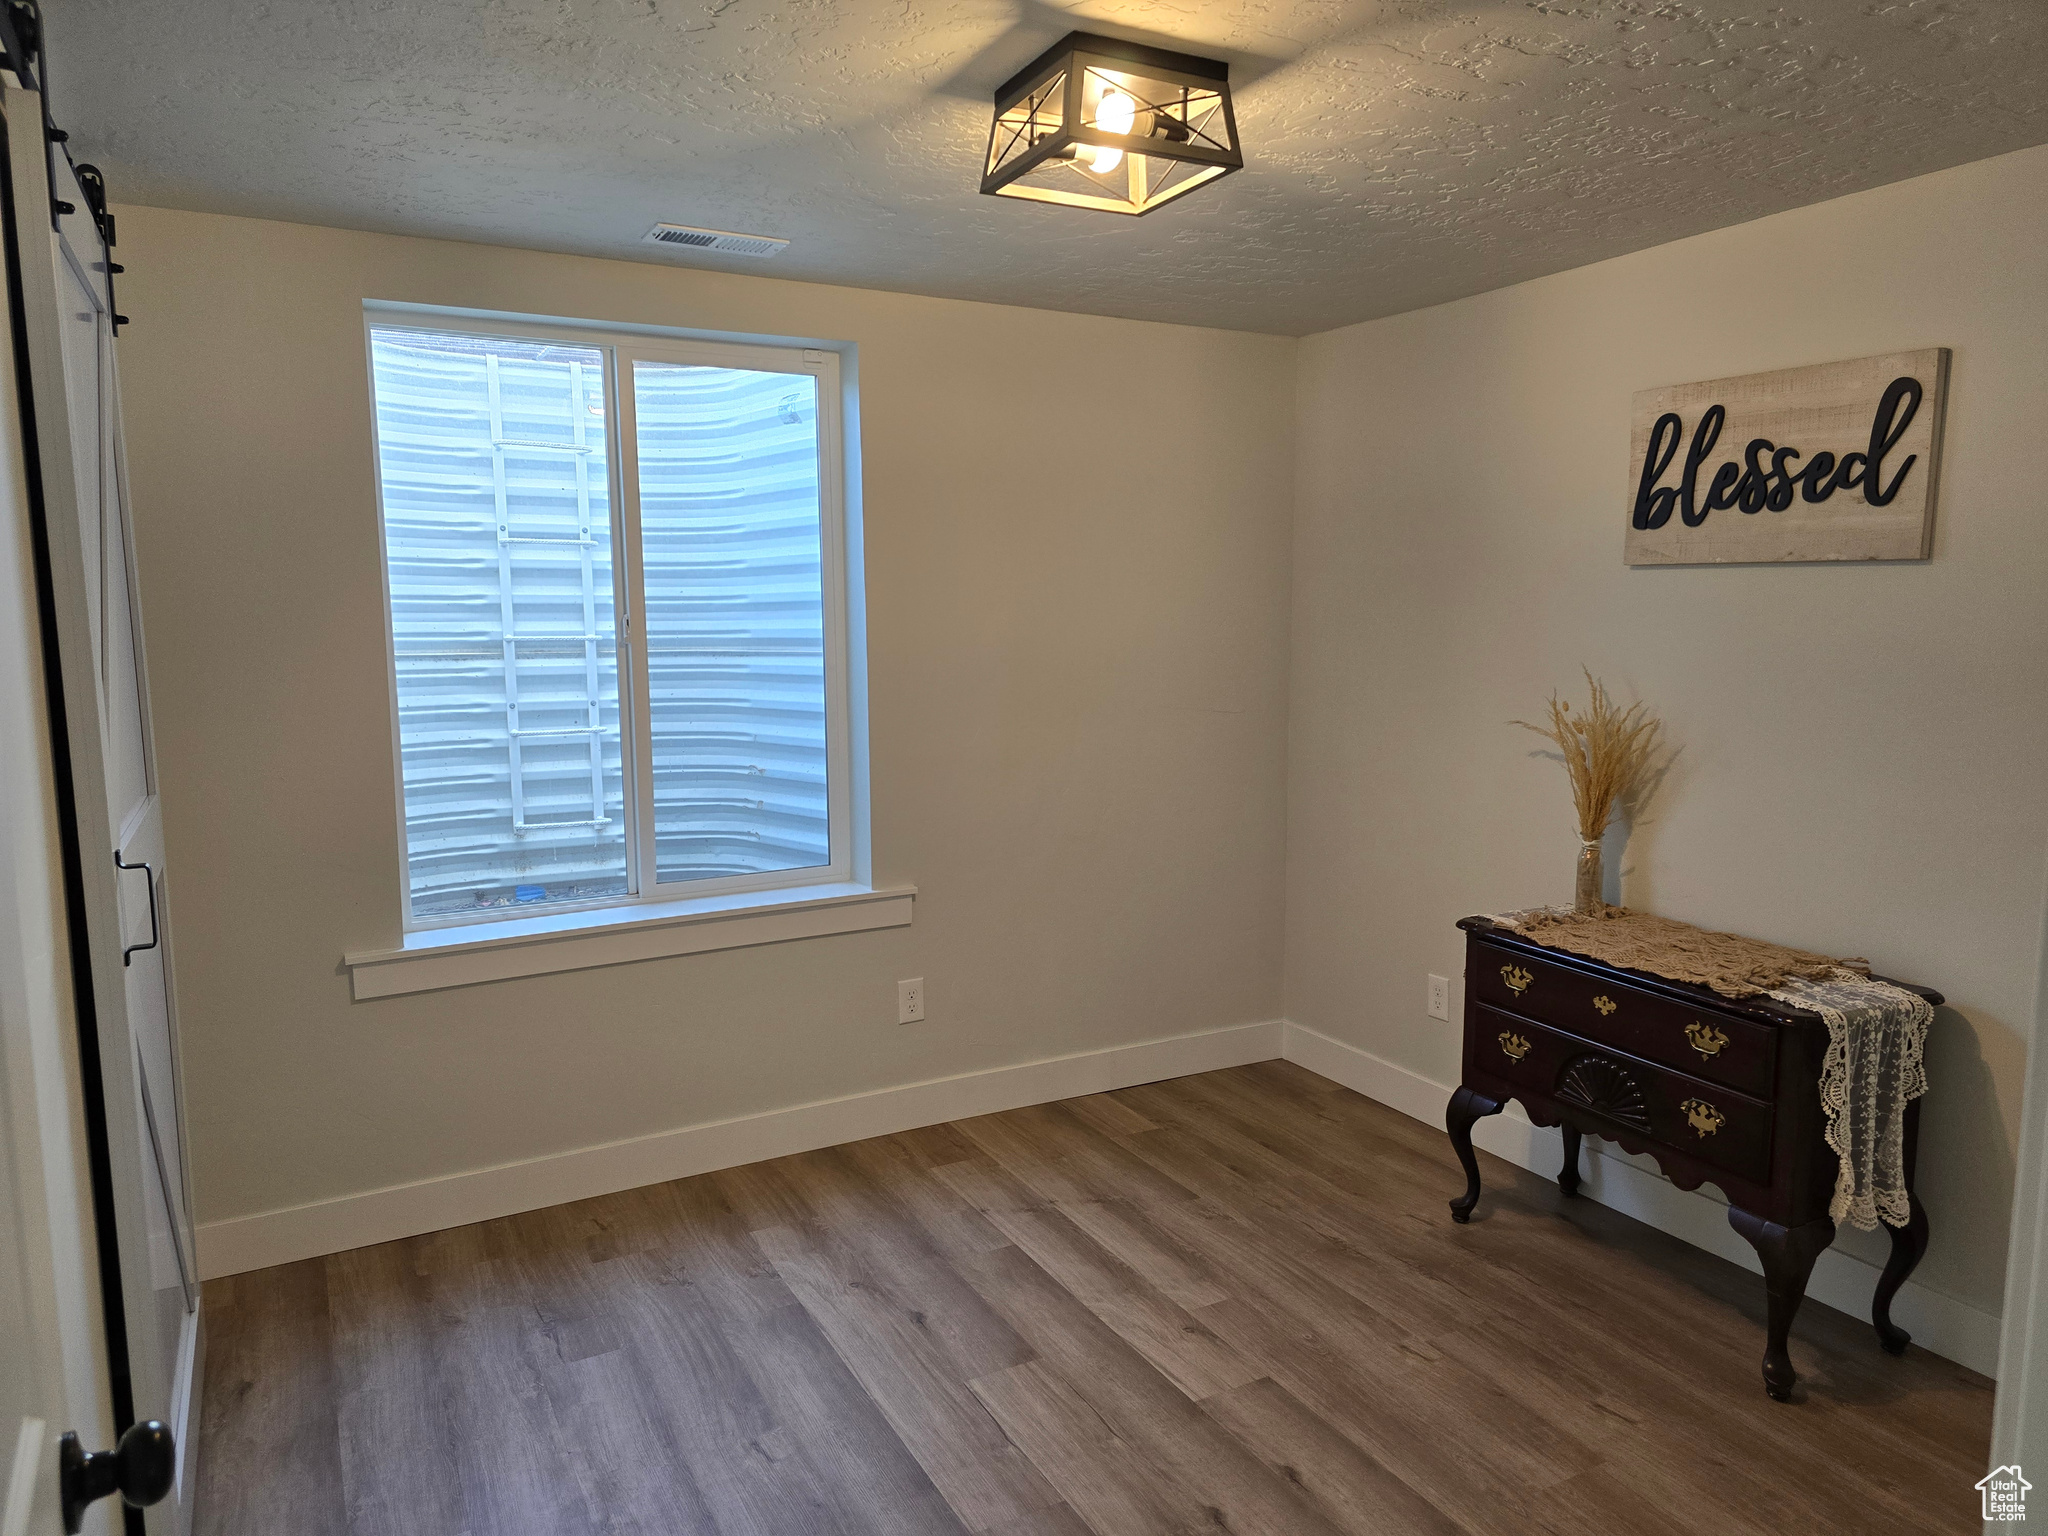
[1513,670,1663,910]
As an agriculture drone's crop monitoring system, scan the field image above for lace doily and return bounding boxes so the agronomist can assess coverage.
[1768,968,1931,1231]
[1485,905,1855,998]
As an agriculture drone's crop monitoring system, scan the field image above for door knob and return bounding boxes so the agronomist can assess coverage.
[59,1420,174,1533]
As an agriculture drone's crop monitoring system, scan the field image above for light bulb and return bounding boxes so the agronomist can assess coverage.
[1083,88,1135,174]
[1097,88,1136,135]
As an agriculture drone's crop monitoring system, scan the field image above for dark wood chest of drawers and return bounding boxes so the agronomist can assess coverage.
[1446,916,1939,1401]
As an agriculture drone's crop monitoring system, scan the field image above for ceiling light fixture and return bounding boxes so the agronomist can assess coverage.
[980,32,1242,216]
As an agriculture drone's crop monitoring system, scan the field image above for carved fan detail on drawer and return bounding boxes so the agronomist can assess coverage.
[1556,1055,1653,1134]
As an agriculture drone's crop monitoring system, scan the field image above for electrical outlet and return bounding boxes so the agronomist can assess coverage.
[897,978,925,1024]
[1427,974,1451,1022]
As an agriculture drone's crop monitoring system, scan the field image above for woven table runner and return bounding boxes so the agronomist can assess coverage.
[1489,904,1858,998]
[1489,906,1930,1231]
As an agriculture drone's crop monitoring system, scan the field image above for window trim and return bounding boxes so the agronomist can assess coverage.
[362,306,863,935]
[343,881,915,1000]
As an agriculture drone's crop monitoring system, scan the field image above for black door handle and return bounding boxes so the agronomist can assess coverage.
[59,1420,174,1533]
[112,850,158,967]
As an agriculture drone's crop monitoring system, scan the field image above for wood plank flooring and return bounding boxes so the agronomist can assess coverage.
[196,1062,1993,1535]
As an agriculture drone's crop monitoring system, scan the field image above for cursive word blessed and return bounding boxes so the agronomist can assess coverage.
[1631,375,1925,530]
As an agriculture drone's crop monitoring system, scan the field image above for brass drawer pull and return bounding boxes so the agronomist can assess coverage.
[1680,1098,1725,1137]
[1501,965,1533,996]
[1498,1032,1532,1062]
[1686,1021,1730,1060]
[1593,995,1617,1016]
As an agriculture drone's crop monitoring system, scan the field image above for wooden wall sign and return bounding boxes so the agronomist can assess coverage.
[1625,348,1949,565]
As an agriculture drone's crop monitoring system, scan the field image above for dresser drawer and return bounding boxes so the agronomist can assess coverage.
[1471,943,1776,1099]
[1471,1004,1773,1185]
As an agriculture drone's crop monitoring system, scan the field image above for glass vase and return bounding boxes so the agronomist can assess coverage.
[1574,841,1603,915]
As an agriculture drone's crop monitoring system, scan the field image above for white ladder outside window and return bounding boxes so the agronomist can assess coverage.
[486,353,610,835]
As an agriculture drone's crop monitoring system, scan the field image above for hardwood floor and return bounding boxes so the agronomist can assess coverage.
[195,1062,1993,1535]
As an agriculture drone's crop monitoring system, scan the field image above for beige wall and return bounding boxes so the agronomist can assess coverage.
[1286,144,2048,1319]
[111,206,1296,1228]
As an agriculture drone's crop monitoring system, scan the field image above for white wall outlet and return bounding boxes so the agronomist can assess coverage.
[1427,974,1451,1022]
[897,978,925,1024]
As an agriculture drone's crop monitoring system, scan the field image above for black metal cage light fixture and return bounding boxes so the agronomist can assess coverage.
[980,32,1242,216]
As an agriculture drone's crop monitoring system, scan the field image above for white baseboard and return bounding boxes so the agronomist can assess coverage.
[1280,1021,2003,1378]
[194,1011,2002,1378]
[196,1019,1286,1280]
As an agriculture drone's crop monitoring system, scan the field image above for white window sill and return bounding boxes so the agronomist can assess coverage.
[344,882,915,1000]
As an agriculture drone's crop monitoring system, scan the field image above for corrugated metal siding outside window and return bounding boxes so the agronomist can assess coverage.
[372,330,629,918]
[634,362,828,883]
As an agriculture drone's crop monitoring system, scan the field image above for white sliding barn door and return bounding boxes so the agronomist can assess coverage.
[0,291,120,1532]
[3,73,198,1536]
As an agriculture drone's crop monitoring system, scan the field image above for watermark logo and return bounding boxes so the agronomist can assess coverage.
[1980,1465,2031,1522]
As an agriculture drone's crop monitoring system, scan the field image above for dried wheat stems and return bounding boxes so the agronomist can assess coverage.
[1513,670,1663,911]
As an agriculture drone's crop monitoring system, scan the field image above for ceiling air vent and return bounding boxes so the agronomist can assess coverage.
[643,223,789,257]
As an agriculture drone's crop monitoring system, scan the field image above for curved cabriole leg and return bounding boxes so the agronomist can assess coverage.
[1729,1207,1835,1402]
[1875,1099,1929,1356]
[1446,1085,1504,1224]
[1873,1201,1930,1355]
[1558,1122,1583,1199]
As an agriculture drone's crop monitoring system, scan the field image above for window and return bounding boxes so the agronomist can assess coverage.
[366,316,856,930]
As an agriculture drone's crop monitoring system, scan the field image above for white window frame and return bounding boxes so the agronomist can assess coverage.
[362,310,859,936]
[617,335,855,907]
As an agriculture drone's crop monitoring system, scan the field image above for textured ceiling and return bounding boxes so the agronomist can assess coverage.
[48,0,2048,335]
